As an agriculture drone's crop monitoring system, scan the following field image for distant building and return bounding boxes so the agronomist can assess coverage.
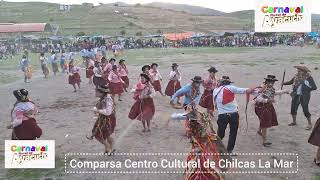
[59,4,71,12]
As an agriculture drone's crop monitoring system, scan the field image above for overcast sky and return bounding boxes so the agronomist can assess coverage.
[4,0,320,13]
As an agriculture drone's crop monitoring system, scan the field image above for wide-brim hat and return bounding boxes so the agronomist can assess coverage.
[264,75,278,82]
[208,67,218,73]
[294,65,311,72]
[191,76,203,83]
[142,65,151,71]
[171,63,179,67]
[219,76,233,84]
[140,73,151,82]
[96,84,111,93]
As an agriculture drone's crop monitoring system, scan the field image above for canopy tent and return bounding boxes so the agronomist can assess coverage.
[0,23,52,33]
[163,32,193,41]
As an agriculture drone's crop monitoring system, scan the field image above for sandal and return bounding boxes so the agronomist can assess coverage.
[288,122,297,126]
[305,125,312,131]
[86,135,94,140]
[108,149,116,156]
[314,159,320,166]
[263,142,272,147]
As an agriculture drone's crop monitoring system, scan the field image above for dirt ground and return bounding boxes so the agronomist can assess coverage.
[0,46,319,180]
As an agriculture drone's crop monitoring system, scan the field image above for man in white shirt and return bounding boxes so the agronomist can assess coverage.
[213,76,253,153]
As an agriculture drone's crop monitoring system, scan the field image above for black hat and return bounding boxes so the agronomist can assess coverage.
[208,67,218,73]
[140,73,151,82]
[191,76,203,83]
[151,63,158,68]
[219,76,233,85]
[13,90,28,102]
[19,89,29,97]
[96,85,111,93]
[109,58,116,63]
[142,65,151,72]
[171,63,178,67]
[119,59,125,63]
[264,75,278,82]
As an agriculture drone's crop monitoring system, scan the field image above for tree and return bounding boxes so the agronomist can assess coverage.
[49,17,54,22]
[128,22,134,26]
[120,30,126,36]
[156,29,162,34]
[136,32,142,36]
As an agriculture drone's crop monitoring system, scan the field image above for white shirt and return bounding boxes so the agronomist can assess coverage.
[297,80,311,95]
[213,85,248,114]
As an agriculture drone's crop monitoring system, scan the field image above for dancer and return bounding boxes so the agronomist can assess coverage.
[68,60,81,92]
[60,50,67,73]
[199,66,218,118]
[8,89,42,140]
[93,61,106,87]
[184,107,228,180]
[128,73,155,132]
[149,63,164,96]
[213,76,253,154]
[108,65,124,101]
[170,76,202,109]
[20,55,31,83]
[118,59,129,91]
[103,58,116,81]
[308,117,320,167]
[86,58,95,84]
[170,76,203,136]
[253,75,289,147]
[87,85,116,155]
[141,65,152,82]
[50,51,59,76]
[39,53,49,78]
[282,65,317,130]
[165,63,182,104]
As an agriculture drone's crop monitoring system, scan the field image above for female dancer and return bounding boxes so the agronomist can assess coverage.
[165,63,181,104]
[68,60,81,92]
[87,85,116,155]
[39,53,49,78]
[308,117,320,167]
[128,73,155,132]
[108,65,124,101]
[86,58,95,84]
[118,59,129,92]
[149,63,164,96]
[199,67,218,118]
[8,89,42,140]
[93,61,106,87]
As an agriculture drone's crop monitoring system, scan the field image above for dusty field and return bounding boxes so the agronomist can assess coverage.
[0,46,319,180]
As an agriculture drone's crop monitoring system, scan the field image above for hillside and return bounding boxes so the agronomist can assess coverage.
[0,1,319,36]
[145,2,224,16]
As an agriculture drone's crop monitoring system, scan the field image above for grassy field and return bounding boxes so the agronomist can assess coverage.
[0,1,249,36]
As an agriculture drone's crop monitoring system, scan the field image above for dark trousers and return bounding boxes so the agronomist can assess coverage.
[291,94,311,118]
[217,112,239,152]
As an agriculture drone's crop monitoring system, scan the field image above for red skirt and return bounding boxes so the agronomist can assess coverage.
[86,67,94,78]
[12,118,42,140]
[255,103,278,129]
[68,73,81,85]
[94,114,116,144]
[152,80,162,92]
[128,98,155,121]
[110,82,124,95]
[121,76,129,88]
[165,80,181,96]
[308,118,320,147]
[199,89,214,111]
